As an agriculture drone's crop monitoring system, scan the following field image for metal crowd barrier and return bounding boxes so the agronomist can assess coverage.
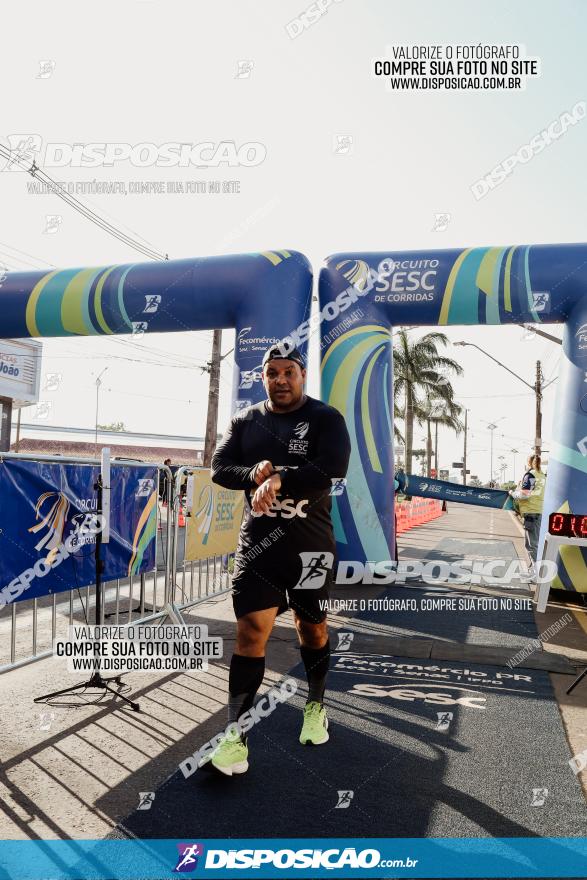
[0,455,240,672]
[0,452,176,674]
[169,466,237,614]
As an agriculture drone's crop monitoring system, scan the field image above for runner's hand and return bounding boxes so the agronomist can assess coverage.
[252,460,275,485]
[252,473,281,513]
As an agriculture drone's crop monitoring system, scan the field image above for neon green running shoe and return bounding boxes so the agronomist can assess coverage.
[299,701,329,745]
[207,728,249,776]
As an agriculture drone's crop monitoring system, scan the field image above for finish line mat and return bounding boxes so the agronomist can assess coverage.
[115,595,587,842]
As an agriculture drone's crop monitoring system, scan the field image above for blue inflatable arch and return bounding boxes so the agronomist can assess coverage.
[0,250,312,412]
[3,244,587,593]
[319,243,587,593]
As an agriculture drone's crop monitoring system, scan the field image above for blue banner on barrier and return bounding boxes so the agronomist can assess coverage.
[0,459,158,605]
[1,838,587,879]
[396,473,514,510]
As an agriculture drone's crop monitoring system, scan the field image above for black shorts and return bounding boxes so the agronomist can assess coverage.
[231,567,332,623]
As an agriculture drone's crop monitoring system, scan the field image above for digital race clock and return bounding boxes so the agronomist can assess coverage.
[548,512,587,538]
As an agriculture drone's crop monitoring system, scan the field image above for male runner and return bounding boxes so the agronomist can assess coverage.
[207,343,351,775]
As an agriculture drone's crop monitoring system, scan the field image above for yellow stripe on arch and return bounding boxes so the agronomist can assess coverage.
[61,268,99,334]
[128,490,157,574]
[94,267,117,334]
[556,543,587,593]
[438,248,471,325]
[261,251,282,266]
[476,247,503,296]
[25,271,59,337]
[327,333,390,419]
[321,324,390,371]
[361,345,386,473]
[549,500,587,592]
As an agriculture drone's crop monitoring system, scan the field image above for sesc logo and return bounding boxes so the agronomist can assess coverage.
[250,497,308,519]
[239,369,263,390]
[349,682,486,709]
[373,257,438,299]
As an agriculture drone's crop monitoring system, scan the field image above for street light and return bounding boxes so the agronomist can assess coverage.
[94,367,109,454]
[498,455,507,485]
[454,341,548,459]
[487,423,498,484]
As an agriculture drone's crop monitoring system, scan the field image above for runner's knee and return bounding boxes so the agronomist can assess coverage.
[236,614,273,654]
[295,616,328,648]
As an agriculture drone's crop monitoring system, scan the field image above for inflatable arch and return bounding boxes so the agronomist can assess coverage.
[2,244,586,592]
[319,243,587,592]
[0,250,312,411]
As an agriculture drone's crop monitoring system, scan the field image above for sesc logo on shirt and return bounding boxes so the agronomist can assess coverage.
[250,496,309,518]
[288,421,310,455]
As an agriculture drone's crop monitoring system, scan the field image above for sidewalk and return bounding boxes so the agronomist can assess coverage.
[0,503,585,841]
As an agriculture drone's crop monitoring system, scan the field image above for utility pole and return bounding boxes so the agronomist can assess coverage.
[511,448,519,482]
[94,367,109,456]
[534,360,543,460]
[15,406,21,452]
[203,330,222,468]
[487,422,497,486]
[462,408,468,485]
[455,343,551,468]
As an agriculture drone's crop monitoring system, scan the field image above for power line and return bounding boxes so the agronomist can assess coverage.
[0,239,55,269]
[0,145,167,262]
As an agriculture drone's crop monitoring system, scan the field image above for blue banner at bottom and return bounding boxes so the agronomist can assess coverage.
[1,838,587,879]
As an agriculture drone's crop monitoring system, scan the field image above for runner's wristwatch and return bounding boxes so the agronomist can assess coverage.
[276,466,290,491]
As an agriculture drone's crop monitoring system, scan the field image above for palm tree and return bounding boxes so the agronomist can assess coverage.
[393,329,463,475]
[415,395,464,477]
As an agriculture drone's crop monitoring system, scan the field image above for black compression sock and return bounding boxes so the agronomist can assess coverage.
[228,654,266,736]
[300,639,331,704]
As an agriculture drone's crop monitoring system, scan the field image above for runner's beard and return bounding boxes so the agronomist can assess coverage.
[268,386,303,411]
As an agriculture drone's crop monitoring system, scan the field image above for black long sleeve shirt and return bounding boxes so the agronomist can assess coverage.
[211,396,351,580]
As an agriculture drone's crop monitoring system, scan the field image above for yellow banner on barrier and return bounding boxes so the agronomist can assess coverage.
[185,471,244,561]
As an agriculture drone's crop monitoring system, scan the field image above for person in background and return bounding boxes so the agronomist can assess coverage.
[510,453,546,566]
[159,457,172,504]
[393,474,401,563]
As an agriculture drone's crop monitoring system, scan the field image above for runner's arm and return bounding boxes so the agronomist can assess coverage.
[211,417,256,490]
[279,409,351,494]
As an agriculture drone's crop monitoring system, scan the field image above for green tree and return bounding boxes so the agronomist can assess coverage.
[415,395,464,477]
[393,329,463,475]
[97,421,126,432]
